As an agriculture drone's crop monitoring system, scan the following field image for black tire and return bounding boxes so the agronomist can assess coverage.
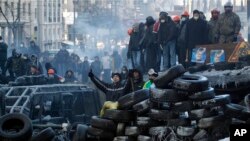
[125,126,140,137]
[118,89,149,110]
[173,75,209,92]
[166,118,191,126]
[90,116,116,131]
[154,64,186,89]
[113,136,135,141]
[103,109,135,122]
[194,94,231,108]
[149,109,179,121]
[149,126,172,137]
[198,115,226,129]
[150,101,171,110]
[132,100,150,116]
[136,117,161,129]
[189,108,219,120]
[177,126,196,137]
[72,124,88,141]
[239,109,250,121]
[150,88,188,103]
[214,62,236,71]
[189,87,215,101]
[87,126,114,139]
[137,135,151,141]
[0,113,33,141]
[223,104,246,119]
[171,101,194,112]
[116,123,126,136]
[188,64,211,74]
[31,127,55,141]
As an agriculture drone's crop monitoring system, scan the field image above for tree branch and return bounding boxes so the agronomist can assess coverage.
[0,7,12,28]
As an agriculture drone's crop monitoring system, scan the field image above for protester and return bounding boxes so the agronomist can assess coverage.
[128,69,144,92]
[215,2,241,43]
[127,23,144,69]
[102,52,112,83]
[208,9,220,44]
[140,16,157,72]
[0,36,8,76]
[112,50,122,73]
[120,66,129,82]
[90,56,103,79]
[186,10,208,67]
[29,41,41,57]
[143,68,158,89]
[88,70,131,116]
[30,54,43,75]
[64,70,77,83]
[80,56,90,84]
[177,11,189,67]
[29,65,40,76]
[46,69,60,84]
[158,12,178,70]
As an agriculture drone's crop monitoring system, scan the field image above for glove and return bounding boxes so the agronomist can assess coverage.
[88,69,94,77]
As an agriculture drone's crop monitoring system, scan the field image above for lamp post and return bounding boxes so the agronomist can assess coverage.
[73,0,78,47]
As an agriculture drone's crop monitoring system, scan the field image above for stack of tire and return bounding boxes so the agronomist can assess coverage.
[85,65,249,141]
[86,89,150,141]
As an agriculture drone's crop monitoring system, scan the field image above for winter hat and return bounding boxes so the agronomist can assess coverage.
[148,68,158,77]
[111,73,122,80]
[193,10,200,14]
[146,16,155,26]
[132,23,140,32]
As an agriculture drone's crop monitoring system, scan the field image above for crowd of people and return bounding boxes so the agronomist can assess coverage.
[0,2,243,88]
[127,1,242,72]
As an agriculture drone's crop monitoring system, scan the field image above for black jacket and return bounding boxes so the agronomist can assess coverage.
[128,32,142,52]
[186,18,208,50]
[0,42,8,61]
[90,75,130,102]
[158,17,178,45]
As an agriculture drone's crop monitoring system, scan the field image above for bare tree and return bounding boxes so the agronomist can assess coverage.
[0,2,21,47]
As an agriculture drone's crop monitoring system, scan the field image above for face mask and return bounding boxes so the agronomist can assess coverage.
[20,44,23,47]
[122,71,126,74]
[160,19,165,23]
[181,17,187,21]
[194,16,199,20]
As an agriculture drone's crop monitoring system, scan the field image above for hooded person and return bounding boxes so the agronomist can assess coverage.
[128,68,145,92]
[0,36,8,76]
[64,69,78,83]
[140,16,158,72]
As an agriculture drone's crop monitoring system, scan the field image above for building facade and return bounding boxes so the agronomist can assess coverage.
[0,0,63,52]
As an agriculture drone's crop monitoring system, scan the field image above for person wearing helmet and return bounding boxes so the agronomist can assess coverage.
[215,2,241,43]
[46,68,61,84]
[208,9,220,44]
[172,15,181,25]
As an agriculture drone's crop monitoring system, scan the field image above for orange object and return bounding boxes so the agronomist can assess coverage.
[172,15,181,22]
[127,28,133,36]
[48,69,55,74]
[182,11,189,17]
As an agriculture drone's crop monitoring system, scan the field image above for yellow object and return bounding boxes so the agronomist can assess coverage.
[100,101,119,117]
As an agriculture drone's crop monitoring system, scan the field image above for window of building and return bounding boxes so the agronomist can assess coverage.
[28,3,31,16]
[23,3,26,15]
[4,1,8,16]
